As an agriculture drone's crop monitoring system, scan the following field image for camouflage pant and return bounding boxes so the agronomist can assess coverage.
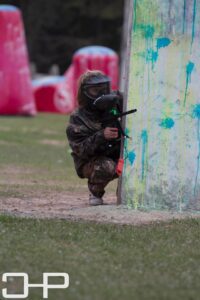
[82,156,119,198]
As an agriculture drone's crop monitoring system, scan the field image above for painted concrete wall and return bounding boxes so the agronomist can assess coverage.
[121,0,200,211]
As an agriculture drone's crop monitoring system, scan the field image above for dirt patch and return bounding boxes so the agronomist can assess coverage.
[1,166,39,186]
[42,129,58,135]
[0,141,15,146]
[1,166,200,225]
[0,126,11,132]
[2,166,35,175]
[1,191,200,225]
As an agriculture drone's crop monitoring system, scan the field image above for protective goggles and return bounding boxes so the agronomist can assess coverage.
[82,74,111,100]
[83,83,110,100]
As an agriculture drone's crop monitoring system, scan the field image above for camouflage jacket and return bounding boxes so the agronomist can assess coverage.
[66,107,121,178]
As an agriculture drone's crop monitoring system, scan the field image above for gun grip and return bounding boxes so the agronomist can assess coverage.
[116,158,124,176]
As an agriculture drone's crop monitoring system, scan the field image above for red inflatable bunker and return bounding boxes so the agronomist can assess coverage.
[0,5,36,115]
[34,46,119,114]
[33,65,75,114]
[73,46,119,98]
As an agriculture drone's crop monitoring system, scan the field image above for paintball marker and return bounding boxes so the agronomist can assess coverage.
[93,92,137,139]
[93,92,137,176]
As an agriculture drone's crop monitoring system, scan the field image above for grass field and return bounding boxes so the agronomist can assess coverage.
[0,114,200,300]
[0,216,200,300]
[0,114,83,192]
[0,114,116,197]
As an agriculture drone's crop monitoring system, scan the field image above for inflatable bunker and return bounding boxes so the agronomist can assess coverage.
[34,46,119,113]
[33,66,75,114]
[0,5,36,116]
[72,46,119,96]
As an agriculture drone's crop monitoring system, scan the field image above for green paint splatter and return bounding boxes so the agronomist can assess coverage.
[133,0,137,31]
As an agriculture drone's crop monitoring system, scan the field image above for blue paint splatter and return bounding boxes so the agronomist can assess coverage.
[184,61,195,106]
[183,0,186,34]
[146,49,158,69]
[141,130,148,180]
[144,37,171,69]
[195,120,200,196]
[192,108,200,197]
[125,127,130,136]
[128,151,136,165]
[141,130,148,143]
[192,104,200,119]
[157,37,171,50]
[159,118,175,129]
[187,61,195,75]
[152,51,158,62]
[136,24,155,39]
[141,25,155,89]
[192,104,200,196]
[191,0,197,49]
[144,25,155,39]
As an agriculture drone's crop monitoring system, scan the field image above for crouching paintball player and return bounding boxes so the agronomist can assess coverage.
[66,70,123,206]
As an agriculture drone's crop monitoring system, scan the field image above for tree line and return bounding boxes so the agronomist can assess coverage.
[0,0,124,74]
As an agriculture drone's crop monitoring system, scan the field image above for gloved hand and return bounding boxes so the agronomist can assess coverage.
[103,127,119,140]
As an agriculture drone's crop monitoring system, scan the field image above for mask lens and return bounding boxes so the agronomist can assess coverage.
[86,83,110,99]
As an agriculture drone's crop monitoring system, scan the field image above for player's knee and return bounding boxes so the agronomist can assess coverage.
[95,158,116,179]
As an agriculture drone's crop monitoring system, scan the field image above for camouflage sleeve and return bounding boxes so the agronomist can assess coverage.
[66,115,106,159]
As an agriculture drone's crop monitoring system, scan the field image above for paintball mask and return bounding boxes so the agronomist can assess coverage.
[82,74,111,101]
[81,73,121,112]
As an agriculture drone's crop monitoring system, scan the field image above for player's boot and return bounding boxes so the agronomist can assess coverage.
[89,194,103,206]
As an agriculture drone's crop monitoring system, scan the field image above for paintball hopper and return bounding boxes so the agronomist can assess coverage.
[92,93,121,111]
